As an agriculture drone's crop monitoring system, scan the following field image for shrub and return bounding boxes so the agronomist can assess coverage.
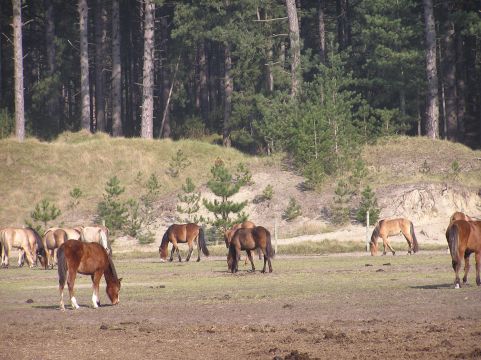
[283,197,302,221]
[356,186,380,226]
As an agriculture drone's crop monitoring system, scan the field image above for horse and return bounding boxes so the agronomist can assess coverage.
[449,211,476,223]
[228,226,274,273]
[41,228,69,269]
[0,227,41,268]
[57,240,122,310]
[79,225,111,254]
[369,218,419,256]
[159,223,209,262]
[224,220,261,265]
[45,227,82,241]
[446,219,481,288]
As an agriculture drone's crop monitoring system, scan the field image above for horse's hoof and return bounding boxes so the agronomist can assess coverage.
[196,259,200,262]
[159,259,165,263]
[454,283,460,289]
[392,252,396,256]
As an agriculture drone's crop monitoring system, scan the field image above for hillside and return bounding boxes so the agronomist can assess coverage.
[1,133,480,251]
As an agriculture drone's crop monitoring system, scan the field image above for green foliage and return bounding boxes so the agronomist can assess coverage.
[419,160,431,174]
[254,184,274,204]
[125,173,161,242]
[0,109,14,139]
[30,199,61,232]
[450,160,461,181]
[97,176,128,232]
[356,186,381,226]
[331,180,351,225]
[348,159,368,195]
[68,187,83,209]
[167,150,191,178]
[177,177,203,223]
[202,160,249,231]
[283,197,302,221]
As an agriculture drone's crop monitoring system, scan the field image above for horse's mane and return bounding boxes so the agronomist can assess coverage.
[159,227,171,258]
[26,227,43,248]
[370,222,381,242]
[107,256,119,281]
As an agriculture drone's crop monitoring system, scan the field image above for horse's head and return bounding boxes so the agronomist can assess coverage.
[106,278,122,305]
[224,230,232,248]
[36,248,48,269]
[369,241,378,256]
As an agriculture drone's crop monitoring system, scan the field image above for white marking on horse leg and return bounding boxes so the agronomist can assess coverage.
[92,293,99,308]
[71,296,80,309]
[454,283,460,289]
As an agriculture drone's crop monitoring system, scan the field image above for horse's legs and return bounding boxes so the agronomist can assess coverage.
[169,245,175,262]
[246,250,255,272]
[186,242,193,262]
[67,269,80,309]
[402,231,413,255]
[23,247,35,268]
[383,236,395,255]
[196,238,201,262]
[17,249,24,267]
[176,245,182,262]
[3,245,9,268]
[452,247,464,288]
[91,272,102,308]
[463,252,471,284]
[475,252,481,286]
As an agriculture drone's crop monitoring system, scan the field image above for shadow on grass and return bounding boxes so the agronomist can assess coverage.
[410,283,453,290]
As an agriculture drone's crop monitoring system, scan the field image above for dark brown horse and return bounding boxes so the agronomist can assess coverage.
[228,226,274,273]
[159,223,209,262]
[370,218,419,256]
[57,240,122,310]
[447,219,481,288]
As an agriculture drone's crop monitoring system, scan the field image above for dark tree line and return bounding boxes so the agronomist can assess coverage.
[1,0,480,150]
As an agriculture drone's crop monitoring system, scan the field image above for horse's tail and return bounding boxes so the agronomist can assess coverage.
[410,222,419,253]
[265,228,275,259]
[228,241,238,273]
[57,245,67,288]
[100,230,111,254]
[447,223,459,265]
[159,228,169,260]
[198,227,209,256]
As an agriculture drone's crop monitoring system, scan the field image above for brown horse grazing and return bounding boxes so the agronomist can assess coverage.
[224,221,256,248]
[42,228,69,269]
[370,218,419,256]
[228,226,274,273]
[159,223,209,262]
[57,240,122,310]
[0,227,41,268]
[79,225,111,254]
[447,219,481,288]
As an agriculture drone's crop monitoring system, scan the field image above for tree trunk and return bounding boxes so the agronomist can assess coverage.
[318,0,326,64]
[455,31,466,142]
[336,0,351,50]
[199,40,209,124]
[223,44,232,147]
[12,0,24,141]
[422,0,439,139]
[160,15,170,138]
[78,0,91,131]
[441,0,457,141]
[95,0,107,132]
[111,0,122,136]
[141,0,155,139]
[285,0,301,98]
[45,0,60,132]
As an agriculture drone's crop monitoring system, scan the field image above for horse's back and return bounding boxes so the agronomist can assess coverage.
[62,240,108,272]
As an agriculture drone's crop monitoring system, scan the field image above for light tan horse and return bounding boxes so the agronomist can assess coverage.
[42,228,69,269]
[79,225,111,254]
[0,227,41,268]
[370,218,419,256]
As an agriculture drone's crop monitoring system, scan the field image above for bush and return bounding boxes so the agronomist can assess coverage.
[283,197,302,221]
[356,186,380,226]
[97,176,128,232]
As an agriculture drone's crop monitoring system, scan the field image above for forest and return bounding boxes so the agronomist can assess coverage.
[1,0,480,185]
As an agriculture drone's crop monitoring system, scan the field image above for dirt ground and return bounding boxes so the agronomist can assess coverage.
[1,252,481,360]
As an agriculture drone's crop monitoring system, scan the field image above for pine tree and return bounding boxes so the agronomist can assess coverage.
[30,199,61,232]
[331,180,351,225]
[97,176,127,231]
[202,160,249,231]
[356,186,380,225]
[177,177,202,223]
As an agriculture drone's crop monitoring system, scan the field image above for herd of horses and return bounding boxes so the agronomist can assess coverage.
[1,210,480,310]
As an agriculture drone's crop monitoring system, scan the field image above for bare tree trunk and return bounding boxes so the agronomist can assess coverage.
[199,40,209,124]
[456,31,466,141]
[111,0,122,136]
[441,0,457,141]
[223,44,232,147]
[160,15,170,138]
[12,0,24,141]
[95,0,107,133]
[141,0,155,139]
[423,0,439,139]
[336,0,351,50]
[45,0,60,132]
[78,0,91,131]
[285,0,301,98]
[318,0,326,64]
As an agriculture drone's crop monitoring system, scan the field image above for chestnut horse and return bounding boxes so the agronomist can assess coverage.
[57,240,121,310]
[159,223,209,262]
[370,218,419,256]
[42,228,69,269]
[228,226,274,273]
[0,227,42,268]
[447,218,481,288]
[224,221,256,248]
